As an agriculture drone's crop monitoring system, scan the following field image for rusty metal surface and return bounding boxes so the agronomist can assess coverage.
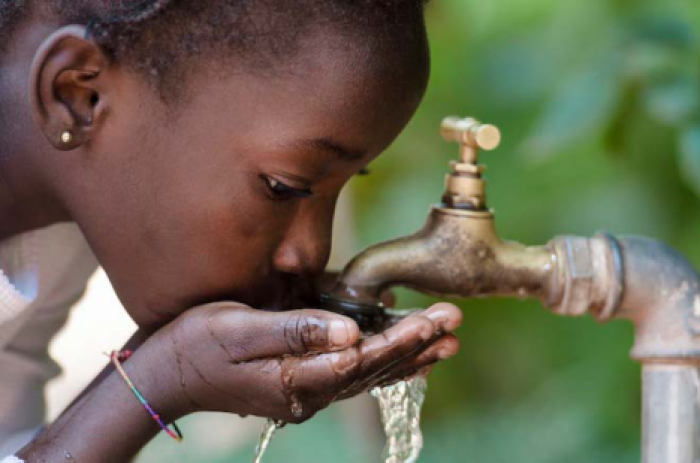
[615,237,700,362]
[330,206,555,306]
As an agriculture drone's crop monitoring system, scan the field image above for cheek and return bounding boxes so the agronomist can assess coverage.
[156,174,291,282]
[104,170,296,324]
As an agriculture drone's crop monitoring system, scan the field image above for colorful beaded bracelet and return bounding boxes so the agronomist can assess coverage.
[110,350,184,442]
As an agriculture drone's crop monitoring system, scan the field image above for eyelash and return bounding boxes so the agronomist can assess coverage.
[260,175,313,201]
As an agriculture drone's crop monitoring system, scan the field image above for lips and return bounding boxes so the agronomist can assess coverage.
[175,272,325,314]
[256,275,322,312]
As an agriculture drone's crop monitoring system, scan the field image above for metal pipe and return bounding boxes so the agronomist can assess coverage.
[537,235,700,462]
[616,237,700,361]
[642,365,700,463]
[594,237,700,463]
[331,207,555,307]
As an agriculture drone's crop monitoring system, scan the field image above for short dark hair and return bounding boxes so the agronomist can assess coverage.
[1,0,428,98]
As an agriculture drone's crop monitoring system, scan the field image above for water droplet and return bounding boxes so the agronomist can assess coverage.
[290,395,304,418]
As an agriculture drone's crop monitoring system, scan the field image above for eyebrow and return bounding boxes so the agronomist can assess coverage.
[295,137,367,162]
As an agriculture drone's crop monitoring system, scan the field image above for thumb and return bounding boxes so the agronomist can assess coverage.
[204,303,361,361]
[273,308,361,355]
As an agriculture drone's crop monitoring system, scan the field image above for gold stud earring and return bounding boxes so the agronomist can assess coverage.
[60,130,73,145]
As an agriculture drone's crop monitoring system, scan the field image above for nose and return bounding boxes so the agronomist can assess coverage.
[272,200,335,276]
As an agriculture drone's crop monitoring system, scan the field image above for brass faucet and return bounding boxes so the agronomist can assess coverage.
[321,115,700,462]
[322,117,557,329]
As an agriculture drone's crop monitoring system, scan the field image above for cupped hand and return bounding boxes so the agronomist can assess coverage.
[154,301,461,423]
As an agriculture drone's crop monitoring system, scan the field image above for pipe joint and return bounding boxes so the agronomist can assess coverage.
[547,233,624,321]
[550,234,700,363]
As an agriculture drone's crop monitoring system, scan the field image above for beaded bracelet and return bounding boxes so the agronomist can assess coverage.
[110,350,184,442]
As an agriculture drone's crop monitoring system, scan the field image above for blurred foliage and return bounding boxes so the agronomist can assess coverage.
[143,0,700,461]
[350,0,700,461]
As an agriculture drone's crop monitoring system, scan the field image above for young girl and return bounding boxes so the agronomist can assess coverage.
[0,1,462,460]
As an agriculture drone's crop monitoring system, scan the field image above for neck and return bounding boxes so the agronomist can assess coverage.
[0,151,67,242]
[0,20,69,242]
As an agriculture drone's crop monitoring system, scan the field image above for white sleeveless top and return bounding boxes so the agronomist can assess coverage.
[0,223,98,457]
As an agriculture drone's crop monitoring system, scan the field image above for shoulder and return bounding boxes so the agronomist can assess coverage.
[0,223,98,329]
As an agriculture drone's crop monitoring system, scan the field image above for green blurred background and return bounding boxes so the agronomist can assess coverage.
[140,0,700,461]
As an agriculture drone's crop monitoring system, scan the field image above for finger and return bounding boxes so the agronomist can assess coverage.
[356,302,461,374]
[404,302,462,332]
[230,303,461,419]
[203,303,360,361]
[270,320,434,413]
[354,313,437,377]
[290,304,459,399]
[340,334,458,397]
[376,334,458,383]
[330,303,462,392]
[257,329,456,422]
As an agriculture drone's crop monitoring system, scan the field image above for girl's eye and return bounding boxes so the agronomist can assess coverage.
[260,175,313,201]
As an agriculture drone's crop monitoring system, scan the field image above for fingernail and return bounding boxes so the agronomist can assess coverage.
[425,308,444,322]
[438,348,455,360]
[425,303,462,331]
[329,319,350,347]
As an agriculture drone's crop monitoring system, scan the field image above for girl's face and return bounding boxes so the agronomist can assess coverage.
[57,34,429,329]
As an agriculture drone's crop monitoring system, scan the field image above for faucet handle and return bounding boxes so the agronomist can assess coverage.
[440,116,500,210]
[441,117,501,164]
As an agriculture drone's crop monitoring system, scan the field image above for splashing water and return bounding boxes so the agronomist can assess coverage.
[252,419,283,463]
[371,376,428,463]
[253,309,428,463]
[252,379,428,463]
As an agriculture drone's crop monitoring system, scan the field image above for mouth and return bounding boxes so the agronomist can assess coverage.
[256,276,322,312]
[178,273,327,314]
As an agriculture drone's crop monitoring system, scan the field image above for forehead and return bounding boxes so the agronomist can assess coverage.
[172,28,429,159]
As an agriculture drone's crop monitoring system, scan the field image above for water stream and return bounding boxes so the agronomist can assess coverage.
[372,376,428,463]
[252,419,282,463]
[252,377,428,463]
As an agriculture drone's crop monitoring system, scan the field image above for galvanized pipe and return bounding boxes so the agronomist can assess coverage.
[612,237,700,463]
[642,365,700,463]
[545,235,700,463]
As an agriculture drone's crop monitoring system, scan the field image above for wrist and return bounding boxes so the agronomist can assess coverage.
[125,334,194,421]
[16,341,186,460]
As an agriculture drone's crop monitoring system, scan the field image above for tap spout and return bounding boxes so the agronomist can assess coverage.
[329,206,556,307]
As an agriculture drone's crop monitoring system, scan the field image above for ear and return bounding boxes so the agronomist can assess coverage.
[29,25,110,151]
